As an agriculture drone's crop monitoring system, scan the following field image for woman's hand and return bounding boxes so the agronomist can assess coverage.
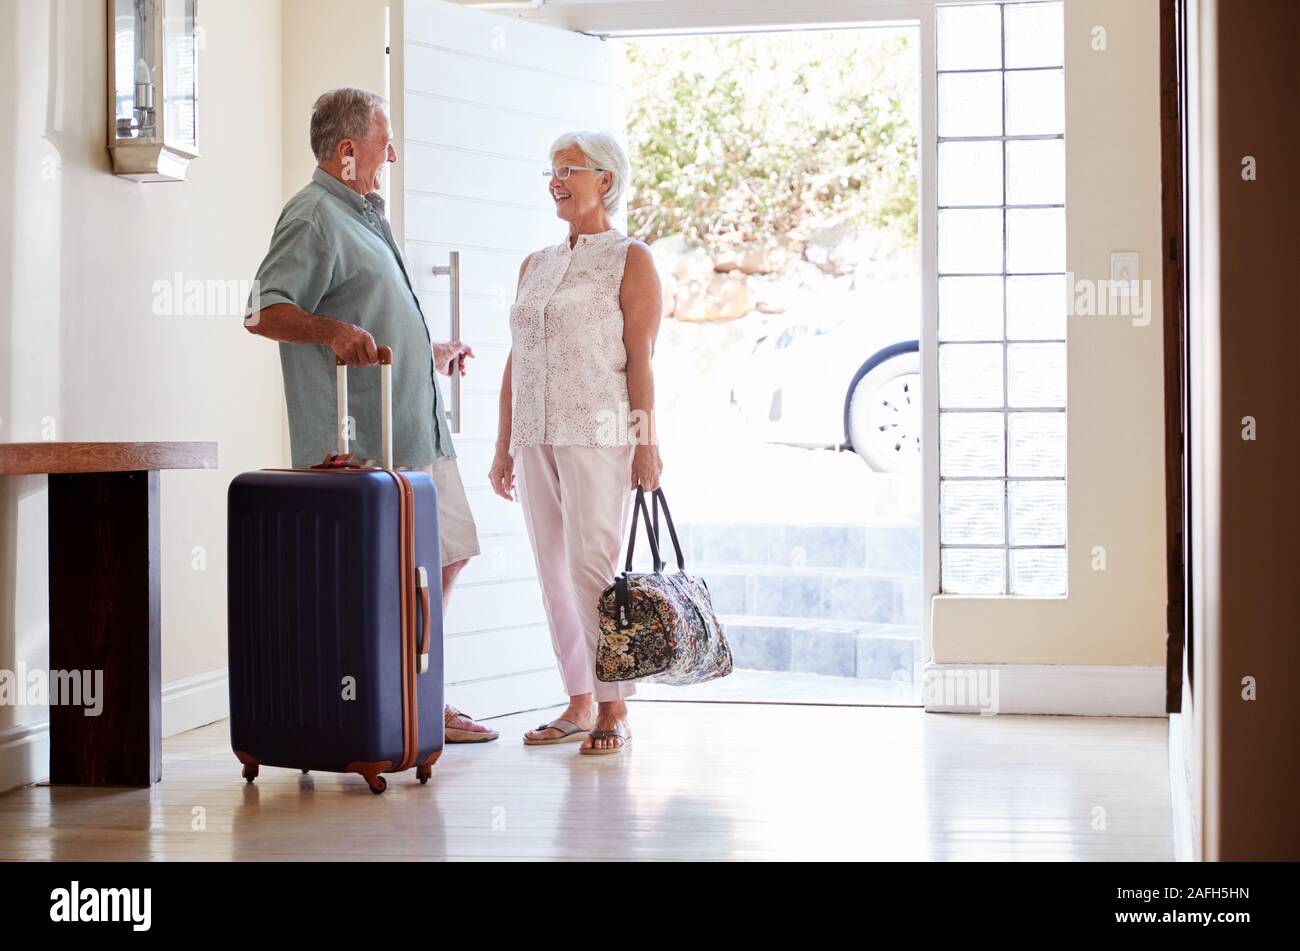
[488,445,516,501]
[630,443,663,491]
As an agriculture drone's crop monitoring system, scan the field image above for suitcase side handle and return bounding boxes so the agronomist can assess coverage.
[416,566,431,674]
[335,346,394,468]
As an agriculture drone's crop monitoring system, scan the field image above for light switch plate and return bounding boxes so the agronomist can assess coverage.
[1110,251,1139,285]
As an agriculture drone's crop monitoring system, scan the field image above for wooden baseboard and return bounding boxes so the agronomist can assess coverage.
[922,663,1166,716]
[0,667,229,793]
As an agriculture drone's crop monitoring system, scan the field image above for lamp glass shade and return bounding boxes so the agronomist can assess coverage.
[111,0,160,141]
[163,0,198,150]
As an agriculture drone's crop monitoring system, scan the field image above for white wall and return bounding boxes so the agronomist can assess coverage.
[281,0,390,201]
[0,0,287,784]
[931,0,1167,665]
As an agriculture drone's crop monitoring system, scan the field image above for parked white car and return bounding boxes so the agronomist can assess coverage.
[729,277,921,472]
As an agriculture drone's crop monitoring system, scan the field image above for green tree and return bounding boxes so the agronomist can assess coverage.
[625,30,918,252]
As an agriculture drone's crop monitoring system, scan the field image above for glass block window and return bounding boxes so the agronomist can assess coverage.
[936,0,1066,596]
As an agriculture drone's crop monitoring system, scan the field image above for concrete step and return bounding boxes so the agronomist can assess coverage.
[678,521,920,574]
[697,563,922,626]
[720,614,920,682]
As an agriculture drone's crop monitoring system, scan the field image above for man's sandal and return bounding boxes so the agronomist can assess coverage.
[579,721,632,756]
[444,705,499,743]
[523,718,592,746]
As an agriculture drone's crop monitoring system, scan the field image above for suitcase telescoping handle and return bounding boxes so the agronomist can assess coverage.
[335,345,394,469]
[335,347,434,678]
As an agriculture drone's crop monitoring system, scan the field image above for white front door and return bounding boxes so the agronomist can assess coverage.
[393,0,627,718]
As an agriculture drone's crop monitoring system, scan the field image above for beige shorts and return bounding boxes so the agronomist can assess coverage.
[423,456,481,567]
[362,454,481,567]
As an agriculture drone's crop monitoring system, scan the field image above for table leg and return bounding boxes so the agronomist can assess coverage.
[47,470,161,785]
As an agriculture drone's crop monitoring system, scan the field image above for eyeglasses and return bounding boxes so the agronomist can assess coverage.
[543,165,605,180]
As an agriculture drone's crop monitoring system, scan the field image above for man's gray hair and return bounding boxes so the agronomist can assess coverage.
[310,87,387,163]
[549,130,629,215]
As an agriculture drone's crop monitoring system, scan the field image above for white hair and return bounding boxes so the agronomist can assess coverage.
[549,130,629,216]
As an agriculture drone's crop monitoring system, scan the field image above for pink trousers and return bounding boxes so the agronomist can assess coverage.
[515,444,636,702]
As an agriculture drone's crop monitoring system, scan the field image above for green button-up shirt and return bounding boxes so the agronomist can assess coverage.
[248,167,454,467]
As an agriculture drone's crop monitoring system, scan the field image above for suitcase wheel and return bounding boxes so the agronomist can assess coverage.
[301,769,310,775]
[417,765,432,785]
[367,776,387,795]
[242,763,259,784]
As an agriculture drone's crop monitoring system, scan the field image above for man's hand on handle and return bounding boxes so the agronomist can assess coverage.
[329,322,380,367]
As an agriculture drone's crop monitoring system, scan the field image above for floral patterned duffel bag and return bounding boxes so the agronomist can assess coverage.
[596,487,733,686]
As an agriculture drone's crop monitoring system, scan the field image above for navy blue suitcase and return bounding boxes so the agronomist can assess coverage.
[226,347,444,794]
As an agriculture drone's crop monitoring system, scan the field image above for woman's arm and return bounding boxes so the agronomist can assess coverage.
[496,351,514,454]
[488,255,533,500]
[621,242,664,490]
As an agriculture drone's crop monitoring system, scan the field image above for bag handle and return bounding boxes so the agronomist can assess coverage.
[651,488,686,572]
[623,486,663,574]
[336,345,394,469]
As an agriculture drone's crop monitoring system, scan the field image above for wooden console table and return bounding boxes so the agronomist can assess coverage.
[0,442,218,785]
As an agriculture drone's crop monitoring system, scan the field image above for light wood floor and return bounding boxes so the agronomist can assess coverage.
[0,702,1173,861]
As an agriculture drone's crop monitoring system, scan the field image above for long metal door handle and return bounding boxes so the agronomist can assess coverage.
[431,251,462,434]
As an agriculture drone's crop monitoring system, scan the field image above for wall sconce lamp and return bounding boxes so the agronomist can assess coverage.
[107,0,200,182]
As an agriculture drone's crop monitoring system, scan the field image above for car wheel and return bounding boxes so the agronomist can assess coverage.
[844,341,921,473]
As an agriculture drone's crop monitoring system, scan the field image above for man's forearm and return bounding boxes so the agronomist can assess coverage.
[246,303,378,366]
[246,303,343,346]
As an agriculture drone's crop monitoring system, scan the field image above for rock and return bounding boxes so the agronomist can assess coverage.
[711,244,745,273]
[649,234,689,274]
[746,272,795,315]
[650,235,714,284]
[660,273,678,319]
[787,258,833,290]
[713,235,802,275]
[804,224,895,277]
[803,222,861,276]
[673,271,753,322]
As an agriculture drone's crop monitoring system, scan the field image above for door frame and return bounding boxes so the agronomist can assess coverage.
[1158,0,1190,714]
[511,0,940,671]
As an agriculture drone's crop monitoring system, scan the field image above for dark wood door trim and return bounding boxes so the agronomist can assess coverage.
[1159,0,1190,713]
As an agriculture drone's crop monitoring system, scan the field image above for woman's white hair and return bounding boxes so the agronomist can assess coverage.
[549,130,629,216]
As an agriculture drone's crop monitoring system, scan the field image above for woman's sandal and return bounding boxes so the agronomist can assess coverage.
[523,718,592,746]
[579,720,632,756]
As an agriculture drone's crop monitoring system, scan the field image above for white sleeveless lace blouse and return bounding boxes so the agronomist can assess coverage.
[508,229,635,452]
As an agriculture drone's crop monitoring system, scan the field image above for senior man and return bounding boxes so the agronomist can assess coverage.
[245,87,496,744]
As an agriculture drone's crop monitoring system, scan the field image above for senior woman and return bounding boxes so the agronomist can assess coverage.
[488,131,663,756]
